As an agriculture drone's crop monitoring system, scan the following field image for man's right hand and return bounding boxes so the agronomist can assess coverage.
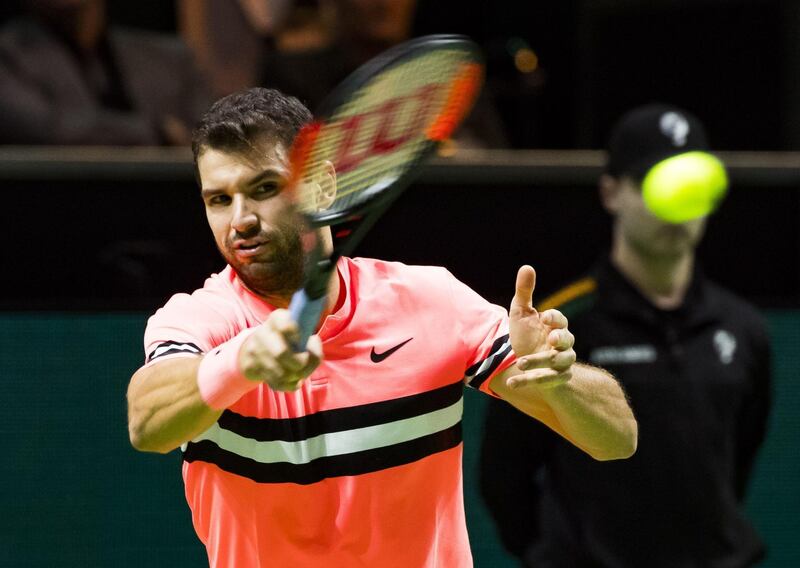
[238,309,323,391]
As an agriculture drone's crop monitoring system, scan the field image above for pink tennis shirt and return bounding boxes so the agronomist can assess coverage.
[143,257,515,567]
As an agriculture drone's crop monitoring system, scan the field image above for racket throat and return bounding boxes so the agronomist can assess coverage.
[303,256,338,299]
[289,250,339,351]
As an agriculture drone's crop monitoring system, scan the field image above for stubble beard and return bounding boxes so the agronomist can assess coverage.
[222,219,306,301]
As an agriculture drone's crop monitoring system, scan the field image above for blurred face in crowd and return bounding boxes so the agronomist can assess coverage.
[197,139,305,300]
[600,174,706,259]
[25,0,93,17]
[331,0,417,46]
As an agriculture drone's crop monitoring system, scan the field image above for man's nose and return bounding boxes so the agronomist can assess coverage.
[231,196,259,234]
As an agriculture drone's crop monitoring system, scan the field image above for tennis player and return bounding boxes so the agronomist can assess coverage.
[126,87,637,568]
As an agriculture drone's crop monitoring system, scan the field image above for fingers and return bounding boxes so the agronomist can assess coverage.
[511,265,536,310]
[240,309,322,391]
[506,368,572,390]
[517,347,576,372]
[512,317,575,390]
[540,309,568,329]
[264,317,304,373]
[547,327,574,350]
[302,334,323,376]
[539,309,573,350]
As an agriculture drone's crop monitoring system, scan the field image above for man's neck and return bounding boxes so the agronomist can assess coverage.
[611,238,694,310]
[251,264,342,323]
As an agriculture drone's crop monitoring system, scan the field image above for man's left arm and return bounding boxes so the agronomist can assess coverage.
[489,266,638,461]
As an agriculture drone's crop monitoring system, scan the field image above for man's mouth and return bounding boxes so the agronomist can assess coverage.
[233,238,269,258]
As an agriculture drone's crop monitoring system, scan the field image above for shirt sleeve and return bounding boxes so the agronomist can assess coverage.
[444,271,517,397]
[143,291,240,366]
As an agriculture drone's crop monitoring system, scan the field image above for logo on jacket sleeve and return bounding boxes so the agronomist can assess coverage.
[589,344,657,365]
[713,329,737,364]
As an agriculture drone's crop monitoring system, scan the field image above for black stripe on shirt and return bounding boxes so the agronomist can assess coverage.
[147,341,203,363]
[466,334,512,390]
[217,379,464,442]
[183,422,463,485]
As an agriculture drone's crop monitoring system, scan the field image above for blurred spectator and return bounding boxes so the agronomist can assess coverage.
[0,0,212,145]
[479,104,772,567]
[178,0,296,98]
[261,0,509,148]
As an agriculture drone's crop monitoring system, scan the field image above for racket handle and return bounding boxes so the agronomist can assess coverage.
[288,289,326,351]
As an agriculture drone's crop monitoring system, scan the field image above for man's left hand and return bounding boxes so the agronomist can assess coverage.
[506,265,576,390]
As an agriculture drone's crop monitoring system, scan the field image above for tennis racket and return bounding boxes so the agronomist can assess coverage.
[286,34,485,350]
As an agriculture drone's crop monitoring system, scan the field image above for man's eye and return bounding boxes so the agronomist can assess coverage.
[253,182,280,198]
[208,195,231,206]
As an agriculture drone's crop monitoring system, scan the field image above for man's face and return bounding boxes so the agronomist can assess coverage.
[197,141,305,300]
[604,176,707,259]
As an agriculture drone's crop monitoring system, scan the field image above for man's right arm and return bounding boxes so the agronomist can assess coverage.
[127,356,223,454]
[127,309,322,454]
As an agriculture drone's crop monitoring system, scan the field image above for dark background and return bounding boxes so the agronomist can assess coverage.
[3,0,799,152]
[2,156,797,311]
[1,0,799,566]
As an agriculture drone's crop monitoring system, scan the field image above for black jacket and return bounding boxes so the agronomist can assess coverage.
[480,257,772,568]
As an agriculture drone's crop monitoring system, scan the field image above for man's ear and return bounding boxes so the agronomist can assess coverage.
[316,160,337,209]
[599,174,622,214]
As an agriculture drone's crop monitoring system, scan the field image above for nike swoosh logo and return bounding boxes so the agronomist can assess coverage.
[370,338,413,363]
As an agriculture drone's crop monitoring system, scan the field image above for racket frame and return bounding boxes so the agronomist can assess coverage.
[288,34,485,348]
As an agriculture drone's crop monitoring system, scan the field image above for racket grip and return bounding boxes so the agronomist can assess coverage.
[289,289,326,351]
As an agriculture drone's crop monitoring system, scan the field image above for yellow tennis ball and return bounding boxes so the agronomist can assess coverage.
[641,151,728,223]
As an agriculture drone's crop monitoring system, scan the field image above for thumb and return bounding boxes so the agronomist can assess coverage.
[511,265,536,310]
[300,334,323,377]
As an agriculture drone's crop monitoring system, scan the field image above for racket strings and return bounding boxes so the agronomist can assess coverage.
[294,46,482,218]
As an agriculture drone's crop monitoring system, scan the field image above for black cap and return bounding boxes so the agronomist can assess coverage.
[606,103,709,178]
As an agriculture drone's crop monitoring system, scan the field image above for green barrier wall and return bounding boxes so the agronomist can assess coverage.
[1,312,797,567]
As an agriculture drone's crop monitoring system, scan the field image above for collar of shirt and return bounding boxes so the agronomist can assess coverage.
[593,255,720,330]
[229,257,355,342]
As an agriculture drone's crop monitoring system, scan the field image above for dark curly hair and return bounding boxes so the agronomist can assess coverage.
[191,87,312,174]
